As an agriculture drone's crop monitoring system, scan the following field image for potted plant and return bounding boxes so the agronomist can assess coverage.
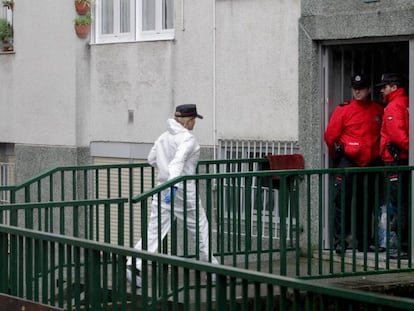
[2,0,14,11]
[74,13,92,39]
[74,0,92,15]
[0,18,13,51]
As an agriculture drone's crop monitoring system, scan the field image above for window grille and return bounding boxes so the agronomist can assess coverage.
[217,139,298,160]
[0,162,15,226]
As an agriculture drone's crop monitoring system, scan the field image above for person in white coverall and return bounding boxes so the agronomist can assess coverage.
[126,104,218,286]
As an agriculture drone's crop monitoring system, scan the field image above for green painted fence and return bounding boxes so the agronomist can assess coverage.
[1,224,414,311]
[0,160,413,309]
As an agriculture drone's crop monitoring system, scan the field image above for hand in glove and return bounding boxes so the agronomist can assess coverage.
[164,187,177,203]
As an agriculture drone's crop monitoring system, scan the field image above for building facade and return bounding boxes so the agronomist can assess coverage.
[0,0,301,184]
[0,2,413,247]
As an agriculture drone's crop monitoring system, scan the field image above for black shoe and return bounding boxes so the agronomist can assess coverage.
[368,245,386,253]
[335,244,345,255]
[357,243,366,252]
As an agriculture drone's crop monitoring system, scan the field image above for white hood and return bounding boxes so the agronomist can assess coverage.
[147,119,200,185]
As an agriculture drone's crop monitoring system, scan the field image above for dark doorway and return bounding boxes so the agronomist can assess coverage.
[321,40,410,249]
[322,41,409,167]
[324,41,408,114]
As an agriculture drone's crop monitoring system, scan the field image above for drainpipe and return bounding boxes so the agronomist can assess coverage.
[181,0,185,31]
[212,0,217,160]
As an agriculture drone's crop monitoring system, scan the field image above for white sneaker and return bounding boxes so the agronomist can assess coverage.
[126,266,142,287]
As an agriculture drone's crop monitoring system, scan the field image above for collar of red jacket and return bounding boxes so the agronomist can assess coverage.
[354,99,373,107]
[384,87,407,104]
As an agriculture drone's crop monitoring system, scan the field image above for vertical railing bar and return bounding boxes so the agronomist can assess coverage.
[278,176,285,276]
[41,239,48,305]
[225,176,231,252]
[72,169,77,201]
[317,174,323,276]
[60,170,65,202]
[106,167,111,198]
[231,176,237,267]
[237,176,242,252]
[130,167,134,247]
[118,167,122,198]
[83,170,88,200]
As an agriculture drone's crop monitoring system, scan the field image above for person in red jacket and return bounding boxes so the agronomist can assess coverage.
[376,73,409,258]
[325,74,383,255]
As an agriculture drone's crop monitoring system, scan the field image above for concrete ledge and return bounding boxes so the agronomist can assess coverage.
[0,293,63,311]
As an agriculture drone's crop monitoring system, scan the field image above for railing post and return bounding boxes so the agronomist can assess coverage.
[88,248,102,311]
[0,231,8,293]
[279,176,287,276]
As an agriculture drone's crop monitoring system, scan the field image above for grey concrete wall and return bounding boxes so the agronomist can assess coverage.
[302,0,413,17]
[301,6,414,40]
[14,145,91,183]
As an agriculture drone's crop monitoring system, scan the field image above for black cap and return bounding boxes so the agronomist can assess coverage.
[175,104,203,119]
[376,73,404,87]
[350,74,370,88]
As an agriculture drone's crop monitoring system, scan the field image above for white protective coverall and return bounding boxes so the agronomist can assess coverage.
[127,118,218,271]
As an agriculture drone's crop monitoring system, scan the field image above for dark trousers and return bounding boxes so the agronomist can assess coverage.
[332,156,380,250]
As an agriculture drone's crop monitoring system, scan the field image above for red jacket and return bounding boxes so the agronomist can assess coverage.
[380,88,409,163]
[325,99,383,167]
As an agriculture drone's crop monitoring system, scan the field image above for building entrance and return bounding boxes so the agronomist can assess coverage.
[321,40,410,249]
[322,40,409,168]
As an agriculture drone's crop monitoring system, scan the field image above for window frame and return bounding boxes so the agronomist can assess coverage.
[1,5,14,52]
[94,0,174,44]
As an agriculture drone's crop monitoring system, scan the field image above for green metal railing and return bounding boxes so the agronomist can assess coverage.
[0,198,129,242]
[0,159,265,205]
[1,162,413,277]
[131,165,413,278]
[0,158,267,212]
[1,160,414,309]
[0,162,156,204]
[0,163,158,247]
[1,224,414,311]
[0,159,266,246]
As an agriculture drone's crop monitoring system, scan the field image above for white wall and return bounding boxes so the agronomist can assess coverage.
[214,0,300,142]
[0,0,78,146]
[87,0,300,148]
[0,0,301,159]
[89,42,174,145]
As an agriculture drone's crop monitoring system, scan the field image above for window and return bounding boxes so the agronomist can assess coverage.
[1,0,14,52]
[94,0,174,44]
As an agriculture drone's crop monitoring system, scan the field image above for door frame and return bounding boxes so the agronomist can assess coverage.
[320,37,414,249]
